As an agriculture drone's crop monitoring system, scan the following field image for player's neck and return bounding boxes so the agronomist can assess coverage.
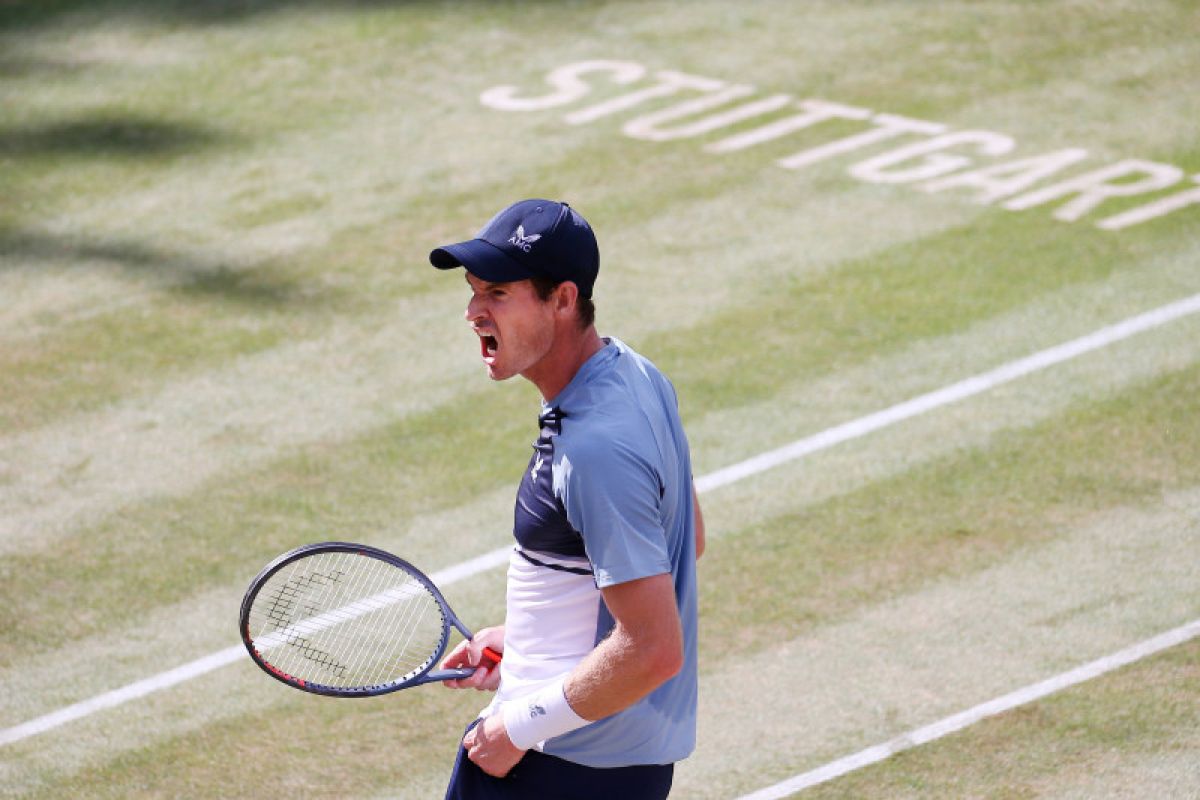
[525,326,605,401]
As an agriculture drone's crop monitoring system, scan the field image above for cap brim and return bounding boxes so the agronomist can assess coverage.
[429,239,535,283]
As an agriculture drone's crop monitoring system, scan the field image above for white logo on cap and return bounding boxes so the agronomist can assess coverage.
[509,225,542,252]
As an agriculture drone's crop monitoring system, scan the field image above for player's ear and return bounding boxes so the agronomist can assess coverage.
[554,281,580,317]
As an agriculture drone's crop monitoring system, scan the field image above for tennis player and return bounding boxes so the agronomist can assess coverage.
[430,199,704,799]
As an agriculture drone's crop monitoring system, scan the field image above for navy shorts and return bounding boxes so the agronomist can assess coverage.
[444,721,674,800]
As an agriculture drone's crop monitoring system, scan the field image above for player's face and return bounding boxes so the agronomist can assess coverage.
[464,274,557,383]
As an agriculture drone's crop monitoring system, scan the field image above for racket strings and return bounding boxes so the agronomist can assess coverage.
[338,556,425,684]
[318,551,375,680]
[248,551,448,689]
[269,559,352,677]
[360,576,431,685]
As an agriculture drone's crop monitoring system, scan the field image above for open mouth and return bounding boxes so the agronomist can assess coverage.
[479,333,499,363]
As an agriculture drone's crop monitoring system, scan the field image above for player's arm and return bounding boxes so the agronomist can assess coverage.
[565,571,683,718]
[465,572,682,778]
[693,481,706,559]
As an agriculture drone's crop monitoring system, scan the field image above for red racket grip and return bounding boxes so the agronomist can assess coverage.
[480,646,503,667]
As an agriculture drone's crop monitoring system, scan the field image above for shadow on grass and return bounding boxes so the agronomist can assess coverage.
[0,226,332,308]
[0,0,515,30]
[0,52,87,78]
[0,115,235,159]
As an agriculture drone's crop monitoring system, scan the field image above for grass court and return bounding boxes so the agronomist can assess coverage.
[2,1,1198,797]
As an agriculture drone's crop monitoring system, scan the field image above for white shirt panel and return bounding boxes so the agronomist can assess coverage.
[482,548,599,725]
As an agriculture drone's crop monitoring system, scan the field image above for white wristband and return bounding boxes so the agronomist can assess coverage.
[501,678,590,750]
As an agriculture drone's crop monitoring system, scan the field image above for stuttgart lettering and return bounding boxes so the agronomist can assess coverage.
[480,60,1200,232]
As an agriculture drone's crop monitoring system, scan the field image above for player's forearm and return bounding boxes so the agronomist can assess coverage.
[499,573,684,750]
[563,615,683,721]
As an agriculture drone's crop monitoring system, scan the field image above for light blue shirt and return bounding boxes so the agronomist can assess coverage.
[530,338,699,768]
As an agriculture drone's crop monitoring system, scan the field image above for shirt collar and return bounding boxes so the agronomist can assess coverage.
[543,337,622,411]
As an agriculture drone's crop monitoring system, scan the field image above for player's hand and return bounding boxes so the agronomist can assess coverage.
[463,714,526,777]
[441,625,503,691]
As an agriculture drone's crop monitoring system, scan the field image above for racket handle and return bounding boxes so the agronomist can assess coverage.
[426,646,502,684]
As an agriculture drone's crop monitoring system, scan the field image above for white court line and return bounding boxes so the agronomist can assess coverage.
[3,291,1200,748]
[735,618,1200,800]
[697,291,1200,492]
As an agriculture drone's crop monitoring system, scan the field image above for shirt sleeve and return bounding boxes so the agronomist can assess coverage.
[553,437,671,588]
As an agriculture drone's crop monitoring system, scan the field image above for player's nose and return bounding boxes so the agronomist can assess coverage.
[465,293,486,322]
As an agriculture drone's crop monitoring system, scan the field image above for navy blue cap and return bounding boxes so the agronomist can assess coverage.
[430,199,600,298]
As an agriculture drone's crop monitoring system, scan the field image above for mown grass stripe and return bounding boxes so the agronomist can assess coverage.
[735,618,1200,800]
[4,291,1198,749]
[696,291,1200,492]
[0,645,243,748]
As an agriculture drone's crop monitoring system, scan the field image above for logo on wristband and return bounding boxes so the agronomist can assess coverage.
[528,701,547,718]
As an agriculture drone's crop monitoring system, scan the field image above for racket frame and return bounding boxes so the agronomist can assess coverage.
[239,541,493,697]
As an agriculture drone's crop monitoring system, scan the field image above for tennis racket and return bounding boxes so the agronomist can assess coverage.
[239,541,501,697]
